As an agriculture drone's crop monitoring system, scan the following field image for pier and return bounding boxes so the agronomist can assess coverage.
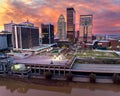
[1,52,120,84]
[10,55,120,83]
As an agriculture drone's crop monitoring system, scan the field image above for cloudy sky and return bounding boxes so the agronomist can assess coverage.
[0,0,120,34]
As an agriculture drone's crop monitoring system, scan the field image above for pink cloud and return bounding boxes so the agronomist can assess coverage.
[0,0,120,34]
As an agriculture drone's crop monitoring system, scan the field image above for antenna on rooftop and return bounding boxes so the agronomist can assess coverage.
[27,19,29,22]
[11,20,13,23]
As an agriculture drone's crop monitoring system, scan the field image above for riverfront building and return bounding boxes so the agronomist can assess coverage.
[7,51,120,84]
[1,48,120,83]
[0,54,13,75]
[0,31,12,50]
[12,21,39,49]
[79,15,93,43]
[41,24,54,44]
[57,15,66,41]
[67,8,76,42]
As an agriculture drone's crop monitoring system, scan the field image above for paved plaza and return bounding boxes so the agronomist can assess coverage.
[13,55,68,65]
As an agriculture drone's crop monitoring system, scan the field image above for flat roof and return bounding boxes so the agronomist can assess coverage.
[13,55,69,66]
[13,43,57,52]
[99,40,109,42]
[0,32,12,35]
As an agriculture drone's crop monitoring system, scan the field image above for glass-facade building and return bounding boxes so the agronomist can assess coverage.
[41,24,54,44]
[12,22,39,49]
[67,8,75,42]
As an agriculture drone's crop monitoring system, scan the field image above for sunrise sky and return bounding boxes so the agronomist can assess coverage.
[0,0,120,34]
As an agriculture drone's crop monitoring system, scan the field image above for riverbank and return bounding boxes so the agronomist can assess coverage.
[0,74,115,85]
[1,75,71,87]
[1,77,120,96]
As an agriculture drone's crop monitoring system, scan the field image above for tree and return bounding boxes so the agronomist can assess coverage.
[44,71,52,80]
[66,72,73,81]
[89,73,96,83]
[112,73,120,84]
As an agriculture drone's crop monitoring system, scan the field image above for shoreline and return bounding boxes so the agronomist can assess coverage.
[0,75,115,85]
[1,75,72,87]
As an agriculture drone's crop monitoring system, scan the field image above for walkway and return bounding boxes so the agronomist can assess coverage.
[72,64,120,73]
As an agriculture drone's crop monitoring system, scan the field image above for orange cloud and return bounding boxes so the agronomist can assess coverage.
[114,23,120,27]
[0,0,120,35]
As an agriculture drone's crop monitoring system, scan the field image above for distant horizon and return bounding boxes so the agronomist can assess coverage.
[93,33,120,35]
[0,0,120,34]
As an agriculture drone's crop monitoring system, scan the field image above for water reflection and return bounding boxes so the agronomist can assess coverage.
[0,78,72,94]
[0,78,120,96]
[0,78,28,93]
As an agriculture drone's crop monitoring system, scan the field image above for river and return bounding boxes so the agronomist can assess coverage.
[0,78,120,96]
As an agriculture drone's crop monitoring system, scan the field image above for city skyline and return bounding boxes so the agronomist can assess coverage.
[0,0,120,34]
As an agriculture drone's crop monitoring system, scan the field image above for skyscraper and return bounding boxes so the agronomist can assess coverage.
[41,24,54,44]
[4,20,15,32]
[79,15,93,43]
[67,8,76,42]
[57,14,66,41]
[0,31,12,50]
[12,21,39,49]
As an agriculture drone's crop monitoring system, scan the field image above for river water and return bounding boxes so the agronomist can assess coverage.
[0,78,120,96]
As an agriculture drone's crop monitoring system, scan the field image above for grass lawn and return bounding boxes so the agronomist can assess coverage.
[76,50,119,58]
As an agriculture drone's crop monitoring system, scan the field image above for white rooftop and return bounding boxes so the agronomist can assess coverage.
[13,43,57,52]
[13,55,68,66]
[99,40,109,42]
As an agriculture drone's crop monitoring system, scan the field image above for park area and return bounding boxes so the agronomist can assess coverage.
[68,50,120,64]
[76,50,119,59]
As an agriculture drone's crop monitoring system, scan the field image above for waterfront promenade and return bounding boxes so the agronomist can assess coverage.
[1,50,120,84]
[72,64,120,73]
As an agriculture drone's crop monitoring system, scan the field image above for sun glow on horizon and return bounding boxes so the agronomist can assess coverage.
[0,0,119,34]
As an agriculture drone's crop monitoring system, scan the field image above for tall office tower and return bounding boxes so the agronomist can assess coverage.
[57,14,66,41]
[41,24,54,44]
[79,15,93,43]
[12,21,39,49]
[4,20,15,32]
[0,31,12,50]
[67,8,76,42]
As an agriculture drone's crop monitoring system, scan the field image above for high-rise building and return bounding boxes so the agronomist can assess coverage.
[12,21,39,49]
[0,31,12,50]
[67,8,76,42]
[41,24,54,44]
[57,14,66,41]
[4,20,15,32]
[79,15,93,43]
